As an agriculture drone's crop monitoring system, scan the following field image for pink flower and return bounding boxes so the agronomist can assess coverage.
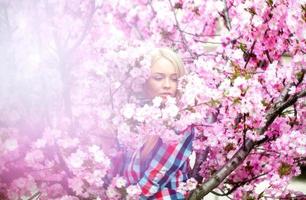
[288,86,296,95]
[25,149,44,166]
[152,96,163,107]
[106,186,121,199]
[115,177,127,188]
[186,178,198,190]
[68,177,84,196]
[68,149,86,168]
[121,103,136,119]
[126,184,141,197]
[4,138,18,151]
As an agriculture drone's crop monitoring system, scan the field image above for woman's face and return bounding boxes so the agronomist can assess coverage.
[145,57,178,100]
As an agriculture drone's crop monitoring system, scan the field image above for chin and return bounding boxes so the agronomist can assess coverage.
[161,95,176,101]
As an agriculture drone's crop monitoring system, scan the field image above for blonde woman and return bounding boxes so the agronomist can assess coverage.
[123,48,194,199]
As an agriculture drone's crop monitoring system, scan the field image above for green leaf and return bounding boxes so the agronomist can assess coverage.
[296,71,304,81]
[258,190,265,199]
[261,100,269,107]
[233,97,241,104]
[278,162,292,177]
[209,98,220,107]
[224,143,235,152]
[302,4,306,22]
[266,0,273,7]
[247,7,256,16]
[239,43,247,53]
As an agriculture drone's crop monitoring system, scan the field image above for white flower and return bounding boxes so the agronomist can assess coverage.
[25,149,44,165]
[240,98,253,114]
[228,87,241,97]
[134,107,147,123]
[84,170,106,186]
[130,67,142,78]
[219,78,231,90]
[94,149,107,163]
[165,96,176,105]
[296,146,306,155]
[34,138,47,148]
[121,103,136,119]
[180,73,205,106]
[177,182,187,195]
[58,138,79,149]
[186,178,198,190]
[95,0,103,7]
[89,145,100,153]
[162,104,179,119]
[118,122,131,136]
[152,96,163,107]
[160,129,182,144]
[293,52,304,63]
[252,15,263,26]
[69,149,86,168]
[4,138,18,151]
[288,86,296,95]
[99,109,111,120]
[233,76,247,88]
[106,186,121,199]
[113,81,121,89]
[95,66,108,76]
[206,0,224,13]
[115,177,127,188]
[231,49,243,60]
[126,184,141,196]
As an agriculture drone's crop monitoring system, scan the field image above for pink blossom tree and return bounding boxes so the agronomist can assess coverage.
[0,0,305,199]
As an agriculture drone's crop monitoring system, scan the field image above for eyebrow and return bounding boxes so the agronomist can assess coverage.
[152,73,178,76]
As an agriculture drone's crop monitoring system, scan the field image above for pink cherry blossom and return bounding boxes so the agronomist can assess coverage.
[0,0,305,199]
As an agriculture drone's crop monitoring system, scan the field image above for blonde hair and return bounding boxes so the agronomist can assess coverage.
[150,47,186,78]
[140,48,185,159]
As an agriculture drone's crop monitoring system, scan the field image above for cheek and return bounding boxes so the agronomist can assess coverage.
[171,82,178,93]
[146,79,161,96]
[149,80,162,91]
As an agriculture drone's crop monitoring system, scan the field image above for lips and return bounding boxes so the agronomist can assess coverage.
[160,93,173,99]
[160,93,172,96]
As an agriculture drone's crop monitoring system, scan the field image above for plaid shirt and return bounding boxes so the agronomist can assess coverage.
[123,126,194,199]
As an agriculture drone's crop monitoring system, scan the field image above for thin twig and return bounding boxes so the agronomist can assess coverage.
[242,114,247,150]
[265,50,273,63]
[167,0,194,58]
[223,0,232,30]
[67,0,96,54]
[190,147,210,182]
[243,40,257,69]
[221,172,269,196]
[180,29,221,37]
[263,194,306,200]
[26,191,41,200]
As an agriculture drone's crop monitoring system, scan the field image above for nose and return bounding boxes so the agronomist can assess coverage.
[163,78,171,88]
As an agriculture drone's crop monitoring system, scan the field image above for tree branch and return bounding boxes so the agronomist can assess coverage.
[56,1,96,119]
[223,0,232,30]
[188,70,305,199]
[243,40,256,69]
[167,0,194,58]
[26,191,41,200]
[189,147,210,182]
[67,1,96,55]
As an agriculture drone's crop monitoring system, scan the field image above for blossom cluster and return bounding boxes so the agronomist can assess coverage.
[0,0,305,199]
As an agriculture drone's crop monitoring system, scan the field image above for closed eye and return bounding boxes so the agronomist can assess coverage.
[152,73,164,81]
[170,75,178,82]
[153,76,163,81]
[151,73,178,81]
